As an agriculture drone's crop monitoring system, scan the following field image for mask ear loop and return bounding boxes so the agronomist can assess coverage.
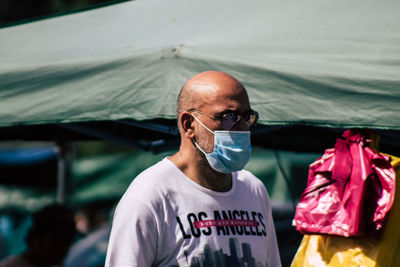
[191,113,214,155]
[193,139,208,156]
[191,113,214,134]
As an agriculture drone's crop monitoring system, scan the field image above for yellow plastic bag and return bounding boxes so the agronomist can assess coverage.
[291,155,400,267]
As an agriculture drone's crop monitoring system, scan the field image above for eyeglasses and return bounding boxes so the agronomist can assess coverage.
[189,109,258,130]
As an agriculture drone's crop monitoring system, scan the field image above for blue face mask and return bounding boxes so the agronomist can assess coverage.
[192,114,252,173]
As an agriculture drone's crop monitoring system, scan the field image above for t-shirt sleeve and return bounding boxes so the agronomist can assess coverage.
[105,196,158,267]
[261,184,282,267]
[266,206,282,267]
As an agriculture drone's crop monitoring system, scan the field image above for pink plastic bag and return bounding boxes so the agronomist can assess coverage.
[293,129,395,237]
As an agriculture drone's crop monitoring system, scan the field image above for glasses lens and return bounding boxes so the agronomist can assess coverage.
[245,111,258,128]
[218,110,258,130]
[221,113,238,130]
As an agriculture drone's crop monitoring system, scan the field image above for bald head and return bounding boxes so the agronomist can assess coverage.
[176,71,247,118]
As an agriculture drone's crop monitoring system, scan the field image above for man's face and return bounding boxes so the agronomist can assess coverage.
[193,82,252,154]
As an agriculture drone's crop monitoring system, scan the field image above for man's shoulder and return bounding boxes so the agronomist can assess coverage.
[236,169,268,193]
[123,158,178,198]
[237,169,262,184]
[133,157,177,183]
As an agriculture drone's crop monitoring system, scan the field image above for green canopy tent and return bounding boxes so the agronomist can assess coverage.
[0,0,399,154]
[1,1,399,263]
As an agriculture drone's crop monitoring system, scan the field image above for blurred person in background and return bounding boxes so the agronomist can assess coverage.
[64,201,115,267]
[0,203,77,267]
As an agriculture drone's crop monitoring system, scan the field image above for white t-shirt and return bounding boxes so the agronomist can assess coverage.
[105,158,281,267]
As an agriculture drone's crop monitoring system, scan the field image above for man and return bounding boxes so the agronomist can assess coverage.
[105,71,281,267]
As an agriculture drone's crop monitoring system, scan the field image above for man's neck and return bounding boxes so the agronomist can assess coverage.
[195,158,232,192]
[169,150,232,192]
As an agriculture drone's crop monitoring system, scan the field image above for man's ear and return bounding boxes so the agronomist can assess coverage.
[180,112,195,138]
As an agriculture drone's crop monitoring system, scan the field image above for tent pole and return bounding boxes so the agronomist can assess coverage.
[56,143,66,203]
[56,142,73,204]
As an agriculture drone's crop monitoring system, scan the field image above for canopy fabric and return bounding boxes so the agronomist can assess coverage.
[1,0,399,130]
